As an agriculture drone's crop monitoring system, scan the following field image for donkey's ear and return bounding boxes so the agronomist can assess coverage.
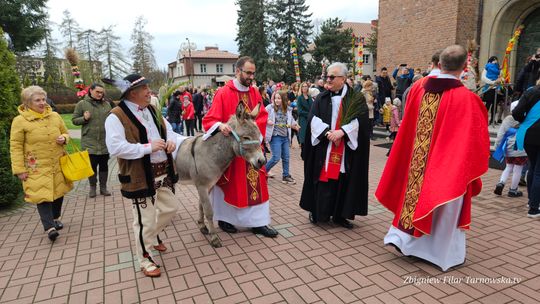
[249,103,260,119]
[236,102,247,120]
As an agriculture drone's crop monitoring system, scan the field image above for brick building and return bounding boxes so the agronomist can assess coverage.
[378,0,540,82]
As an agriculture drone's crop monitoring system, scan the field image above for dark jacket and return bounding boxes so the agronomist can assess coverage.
[72,95,112,155]
[296,94,313,144]
[513,85,540,147]
[167,98,182,123]
[376,75,393,104]
[193,93,204,114]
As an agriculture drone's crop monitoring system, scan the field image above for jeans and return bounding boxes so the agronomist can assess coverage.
[36,197,63,231]
[265,135,290,177]
[524,144,540,210]
[171,122,183,134]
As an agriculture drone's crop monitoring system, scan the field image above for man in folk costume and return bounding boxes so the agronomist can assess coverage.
[202,56,278,238]
[376,45,490,271]
[300,62,371,228]
[105,74,184,277]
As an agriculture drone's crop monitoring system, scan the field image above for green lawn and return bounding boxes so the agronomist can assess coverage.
[67,138,81,154]
[61,114,81,130]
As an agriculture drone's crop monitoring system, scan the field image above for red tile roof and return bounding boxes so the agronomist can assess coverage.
[342,22,374,39]
[179,48,239,60]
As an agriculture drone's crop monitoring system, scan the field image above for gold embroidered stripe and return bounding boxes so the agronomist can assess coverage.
[399,92,442,231]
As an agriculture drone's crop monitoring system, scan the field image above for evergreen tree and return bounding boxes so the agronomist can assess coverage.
[312,18,353,66]
[130,16,156,76]
[0,0,48,53]
[0,29,23,206]
[77,29,100,82]
[235,0,270,81]
[97,25,129,79]
[59,10,80,49]
[41,23,61,85]
[268,0,312,83]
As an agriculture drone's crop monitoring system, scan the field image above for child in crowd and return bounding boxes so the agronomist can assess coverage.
[493,101,528,197]
[362,80,375,140]
[265,91,299,184]
[380,97,392,133]
[182,95,195,136]
[389,98,401,141]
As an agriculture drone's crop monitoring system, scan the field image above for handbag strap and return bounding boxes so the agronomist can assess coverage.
[65,139,81,153]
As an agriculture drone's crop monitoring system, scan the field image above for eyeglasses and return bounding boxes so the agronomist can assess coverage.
[240,69,256,76]
[326,75,344,81]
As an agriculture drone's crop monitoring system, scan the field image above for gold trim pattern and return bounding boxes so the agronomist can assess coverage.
[399,92,442,231]
[246,164,260,202]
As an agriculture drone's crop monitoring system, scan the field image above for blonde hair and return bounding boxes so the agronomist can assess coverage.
[298,82,309,96]
[21,86,47,107]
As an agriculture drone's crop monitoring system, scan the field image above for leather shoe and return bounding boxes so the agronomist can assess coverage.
[333,218,354,229]
[47,228,59,241]
[252,226,278,238]
[153,243,167,252]
[54,220,63,230]
[218,221,238,233]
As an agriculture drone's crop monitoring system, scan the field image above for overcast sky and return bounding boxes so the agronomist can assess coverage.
[47,0,378,69]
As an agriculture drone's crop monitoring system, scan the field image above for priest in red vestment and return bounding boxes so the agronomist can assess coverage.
[375,45,490,271]
[202,56,277,238]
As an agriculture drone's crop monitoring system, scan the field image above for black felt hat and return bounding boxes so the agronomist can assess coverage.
[102,73,150,99]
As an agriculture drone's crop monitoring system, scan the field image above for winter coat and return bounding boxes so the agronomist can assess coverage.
[167,98,183,123]
[390,105,400,132]
[296,94,313,144]
[494,115,527,158]
[72,95,112,155]
[265,104,297,144]
[182,102,195,120]
[10,105,73,204]
[381,104,391,123]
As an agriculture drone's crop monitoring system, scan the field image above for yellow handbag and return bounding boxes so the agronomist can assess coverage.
[60,141,94,182]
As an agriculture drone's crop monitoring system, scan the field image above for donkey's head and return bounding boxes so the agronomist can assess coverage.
[227,102,266,169]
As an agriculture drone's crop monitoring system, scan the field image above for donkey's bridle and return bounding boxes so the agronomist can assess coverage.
[230,130,260,157]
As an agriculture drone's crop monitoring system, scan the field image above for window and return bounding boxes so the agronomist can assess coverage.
[200,64,207,73]
[216,64,223,73]
[363,54,370,64]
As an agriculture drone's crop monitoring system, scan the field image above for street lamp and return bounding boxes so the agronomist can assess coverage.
[186,38,193,87]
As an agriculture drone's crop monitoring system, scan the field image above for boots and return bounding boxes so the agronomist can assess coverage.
[99,171,111,196]
[89,175,97,198]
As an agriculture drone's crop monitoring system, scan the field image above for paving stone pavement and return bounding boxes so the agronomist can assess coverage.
[0,142,539,304]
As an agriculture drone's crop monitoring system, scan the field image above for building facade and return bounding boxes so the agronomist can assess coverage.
[343,21,377,79]
[167,46,238,88]
[378,0,540,82]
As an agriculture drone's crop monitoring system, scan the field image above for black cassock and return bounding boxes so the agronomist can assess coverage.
[299,85,370,221]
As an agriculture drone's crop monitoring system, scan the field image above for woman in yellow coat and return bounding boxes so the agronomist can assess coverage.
[10,86,73,241]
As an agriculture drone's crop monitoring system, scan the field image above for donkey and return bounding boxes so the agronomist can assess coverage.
[175,102,266,247]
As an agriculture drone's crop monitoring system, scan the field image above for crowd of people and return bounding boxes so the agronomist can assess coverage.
[8,44,540,277]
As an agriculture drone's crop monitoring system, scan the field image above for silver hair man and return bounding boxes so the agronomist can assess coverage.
[327,62,348,76]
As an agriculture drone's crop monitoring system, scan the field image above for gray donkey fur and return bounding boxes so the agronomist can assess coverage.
[175,103,266,247]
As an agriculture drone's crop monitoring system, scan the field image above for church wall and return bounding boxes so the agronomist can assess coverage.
[377,0,480,73]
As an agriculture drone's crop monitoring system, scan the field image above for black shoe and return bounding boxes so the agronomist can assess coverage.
[527,208,540,219]
[519,177,527,187]
[309,212,317,224]
[333,217,354,229]
[494,182,504,195]
[508,188,523,197]
[252,226,278,238]
[47,229,59,241]
[54,220,63,230]
[218,220,237,233]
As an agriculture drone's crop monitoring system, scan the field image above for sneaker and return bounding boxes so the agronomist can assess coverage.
[494,183,504,195]
[282,175,296,184]
[508,188,523,197]
[527,208,540,219]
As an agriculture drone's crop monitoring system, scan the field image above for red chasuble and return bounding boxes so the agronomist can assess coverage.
[375,77,490,237]
[202,80,269,208]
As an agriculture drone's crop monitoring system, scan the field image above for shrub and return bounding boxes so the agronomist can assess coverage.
[56,104,77,114]
[0,29,23,207]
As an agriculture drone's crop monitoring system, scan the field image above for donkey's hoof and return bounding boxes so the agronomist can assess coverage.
[210,238,222,248]
[200,226,209,235]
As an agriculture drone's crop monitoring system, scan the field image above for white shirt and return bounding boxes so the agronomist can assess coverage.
[105,100,180,163]
[310,85,359,173]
